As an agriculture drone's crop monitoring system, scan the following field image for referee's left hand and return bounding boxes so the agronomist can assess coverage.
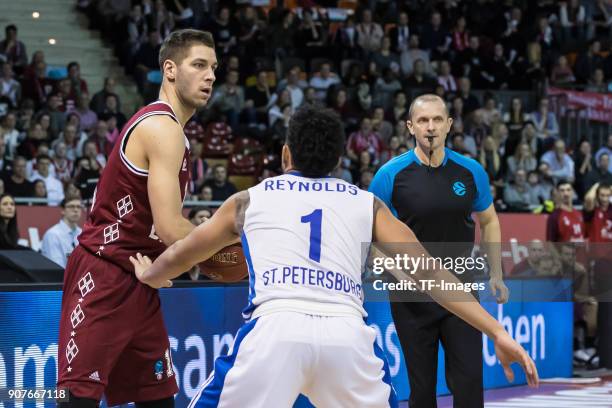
[489,277,509,304]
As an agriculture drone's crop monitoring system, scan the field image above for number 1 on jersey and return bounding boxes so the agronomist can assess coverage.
[301,209,322,262]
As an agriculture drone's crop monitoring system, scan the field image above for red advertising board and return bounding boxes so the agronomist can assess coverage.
[19,207,549,267]
[548,87,612,123]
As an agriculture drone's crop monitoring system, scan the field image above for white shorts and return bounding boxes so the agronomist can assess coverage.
[188,311,398,408]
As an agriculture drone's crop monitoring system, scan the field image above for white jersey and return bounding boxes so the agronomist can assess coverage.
[241,172,374,319]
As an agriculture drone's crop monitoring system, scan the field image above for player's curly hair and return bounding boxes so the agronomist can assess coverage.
[286,105,345,178]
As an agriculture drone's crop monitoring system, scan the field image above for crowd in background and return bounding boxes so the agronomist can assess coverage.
[2,0,612,214]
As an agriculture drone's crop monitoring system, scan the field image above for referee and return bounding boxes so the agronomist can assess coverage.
[369,94,509,407]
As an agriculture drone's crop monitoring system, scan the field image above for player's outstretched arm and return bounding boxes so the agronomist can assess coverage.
[130,192,243,287]
[136,115,195,245]
[372,198,539,387]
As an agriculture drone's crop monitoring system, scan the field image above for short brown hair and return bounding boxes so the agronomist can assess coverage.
[158,29,215,70]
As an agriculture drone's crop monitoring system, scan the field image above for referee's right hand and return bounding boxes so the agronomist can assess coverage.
[494,331,539,387]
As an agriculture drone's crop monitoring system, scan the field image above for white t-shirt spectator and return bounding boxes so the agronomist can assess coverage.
[30,172,64,206]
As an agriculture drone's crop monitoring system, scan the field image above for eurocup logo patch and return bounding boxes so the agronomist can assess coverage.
[154,360,164,380]
[452,181,466,196]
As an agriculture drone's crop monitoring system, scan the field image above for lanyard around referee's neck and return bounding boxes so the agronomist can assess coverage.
[416,144,444,171]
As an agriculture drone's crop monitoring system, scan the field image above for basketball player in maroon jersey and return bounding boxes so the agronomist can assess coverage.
[547,181,585,243]
[57,29,217,407]
[584,183,612,243]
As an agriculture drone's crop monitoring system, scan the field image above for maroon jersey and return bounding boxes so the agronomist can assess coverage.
[585,206,612,243]
[546,208,585,242]
[78,101,191,272]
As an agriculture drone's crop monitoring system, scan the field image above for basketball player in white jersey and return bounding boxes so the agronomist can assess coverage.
[131,105,539,407]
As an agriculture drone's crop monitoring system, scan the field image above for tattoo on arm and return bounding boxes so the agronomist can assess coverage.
[234,191,250,236]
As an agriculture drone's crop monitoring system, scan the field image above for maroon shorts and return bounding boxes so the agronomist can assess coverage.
[57,245,178,406]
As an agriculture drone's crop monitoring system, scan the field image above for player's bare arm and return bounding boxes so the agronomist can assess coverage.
[476,204,509,304]
[131,191,249,287]
[372,197,539,387]
[125,115,195,244]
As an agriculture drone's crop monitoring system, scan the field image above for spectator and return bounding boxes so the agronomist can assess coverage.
[41,196,83,267]
[188,206,212,226]
[73,140,104,199]
[199,185,213,202]
[0,193,19,249]
[356,9,384,55]
[134,30,162,93]
[387,90,408,124]
[209,7,237,56]
[484,43,511,89]
[373,68,402,111]
[490,183,507,212]
[67,61,89,98]
[16,122,47,160]
[506,142,537,180]
[479,136,501,182]
[503,169,539,211]
[3,156,33,198]
[90,77,121,116]
[404,59,437,90]
[400,34,430,77]
[358,167,375,190]
[268,88,293,128]
[584,152,612,192]
[189,141,207,196]
[595,134,612,172]
[331,88,356,125]
[309,62,341,102]
[575,140,595,196]
[203,164,237,201]
[527,170,553,203]
[51,142,74,185]
[541,139,575,184]
[52,123,84,161]
[479,94,501,127]
[0,62,20,108]
[89,120,112,159]
[574,40,604,83]
[70,93,98,134]
[586,68,608,93]
[20,60,53,108]
[437,60,458,93]
[294,9,325,64]
[531,97,559,141]
[149,0,175,38]
[503,97,530,143]
[32,179,46,201]
[210,69,244,129]
[333,16,361,61]
[266,9,295,60]
[559,0,587,44]
[126,4,148,57]
[421,11,451,60]
[29,154,64,206]
[520,121,543,160]
[551,55,576,84]
[388,11,411,53]
[457,77,480,115]
[451,16,470,53]
[511,240,547,275]
[281,67,305,110]
[371,106,393,145]
[1,111,20,160]
[457,35,486,87]
[43,94,66,139]
[346,117,384,163]
[372,36,400,72]
[0,25,27,73]
[0,137,11,176]
[245,70,273,126]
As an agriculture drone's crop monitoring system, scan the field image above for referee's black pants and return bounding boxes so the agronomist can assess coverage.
[391,301,484,408]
